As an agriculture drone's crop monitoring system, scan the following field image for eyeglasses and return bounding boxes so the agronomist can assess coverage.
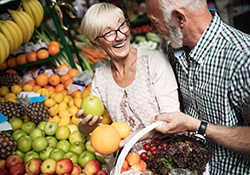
[96,19,130,42]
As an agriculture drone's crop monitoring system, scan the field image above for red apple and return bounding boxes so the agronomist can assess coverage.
[40,158,56,174]
[9,163,25,175]
[0,168,8,175]
[55,158,73,174]
[0,159,6,169]
[84,160,101,175]
[93,169,109,175]
[5,155,23,170]
[25,158,42,174]
[24,173,36,175]
[71,164,82,175]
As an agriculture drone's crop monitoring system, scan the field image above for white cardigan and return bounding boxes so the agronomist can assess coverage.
[91,49,180,132]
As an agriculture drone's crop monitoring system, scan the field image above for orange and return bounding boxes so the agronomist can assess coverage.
[55,84,65,93]
[129,164,143,171]
[35,73,49,87]
[48,44,60,56]
[0,60,8,70]
[16,54,27,65]
[49,41,60,48]
[6,69,17,74]
[70,89,81,97]
[126,152,140,166]
[48,74,61,86]
[139,159,147,170]
[86,83,92,90]
[64,79,73,88]
[111,121,130,139]
[91,125,121,155]
[37,49,49,60]
[122,160,129,170]
[60,74,71,84]
[67,68,79,78]
[61,89,68,95]
[45,85,55,92]
[27,80,36,86]
[33,85,41,91]
[26,51,37,62]
[7,57,17,68]
[57,63,69,73]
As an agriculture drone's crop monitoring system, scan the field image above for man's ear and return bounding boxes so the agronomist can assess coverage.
[172,8,186,27]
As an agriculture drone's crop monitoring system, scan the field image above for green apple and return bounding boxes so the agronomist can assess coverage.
[32,136,48,152]
[69,141,85,155]
[17,135,32,153]
[44,121,58,136]
[15,150,25,159]
[67,124,78,133]
[68,130,85,144]
[29,128,45,140]
[85,142,96,153]
[23,150,39,163]
[56,140,71,153]
[55,126,70,140]
[12,129,27,141]
[49,148,65,161]
[9,117,23,131]
[21,121,36,134]
[63,151,79,164]
[80,95,104,117]
[39,146,53,161]
[96,155,106,164]
[37,121,47,131]
[46,136,58,148]
[78,150,96,168]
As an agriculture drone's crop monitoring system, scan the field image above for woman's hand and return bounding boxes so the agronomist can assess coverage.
[76,109,103,136]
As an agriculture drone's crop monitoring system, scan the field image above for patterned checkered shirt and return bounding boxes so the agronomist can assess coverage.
[167,12,250,175]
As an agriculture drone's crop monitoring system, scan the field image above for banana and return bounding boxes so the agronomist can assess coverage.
[8,9,28,43]
[0,34,7,64]
[21,0,35,27]
[0,32,10,60]
[26,0,42,28]
[30,0,44,26]
[0,22,16,54]
[5,20,23,47]
[18,10,35,42]
[3,20,21,52]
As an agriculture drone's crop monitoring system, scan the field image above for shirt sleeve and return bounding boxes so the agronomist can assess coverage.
[148,50,180,112]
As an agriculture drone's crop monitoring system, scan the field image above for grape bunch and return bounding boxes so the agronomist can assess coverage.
[140,135,211,175]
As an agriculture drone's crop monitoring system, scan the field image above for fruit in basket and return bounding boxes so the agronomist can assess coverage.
[0,132,17,160]
[84,159,101,175]
[111,121,130,139]
[91,125,121,155]
[80,95,104,117]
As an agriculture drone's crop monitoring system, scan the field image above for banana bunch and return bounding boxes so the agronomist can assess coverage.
[21,0,44,28]
[8,9,35,44]
[0,32,10,64]
[0,20,23,55]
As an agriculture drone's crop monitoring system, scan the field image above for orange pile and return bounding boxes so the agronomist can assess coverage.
[122,152,147,173]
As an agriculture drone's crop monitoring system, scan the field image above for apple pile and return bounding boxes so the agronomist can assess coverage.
[5,118,109,175]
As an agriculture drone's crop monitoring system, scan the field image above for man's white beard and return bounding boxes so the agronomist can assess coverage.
[164,22,183,49]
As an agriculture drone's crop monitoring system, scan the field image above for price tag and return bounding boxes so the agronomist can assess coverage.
[73,70,93,86]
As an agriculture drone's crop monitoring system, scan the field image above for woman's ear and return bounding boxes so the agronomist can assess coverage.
[172,8,186,28]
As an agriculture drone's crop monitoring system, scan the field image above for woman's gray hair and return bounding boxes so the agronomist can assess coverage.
[80,3,125,44]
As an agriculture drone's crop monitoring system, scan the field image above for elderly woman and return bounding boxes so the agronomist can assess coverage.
[77,2,179,145]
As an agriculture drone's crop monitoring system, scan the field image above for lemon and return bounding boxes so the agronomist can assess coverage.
[81,89,90,99]
[111,121,131,139]
[11,84,22,94]
[58,101,68,111]
[63,95,70,104]
[68,105,78,116]
[4,93,16,101]
[49,106,59,116]
[71,115,80,125]
[59,110,71,118]
[73,91,82,98]
[0,86,10,96]
[101,109,112,124]
[73,97,82,109]
[22,84,33,92]
[40,88,50,99]
[58,116,70,126]
[44,98,56,108]
[53,92,64,103]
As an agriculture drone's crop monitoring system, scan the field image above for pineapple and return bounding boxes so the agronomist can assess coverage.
[0,132,17,159]
[0,73,22,89]
[0,101,25,120]
[17,96,50,124]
